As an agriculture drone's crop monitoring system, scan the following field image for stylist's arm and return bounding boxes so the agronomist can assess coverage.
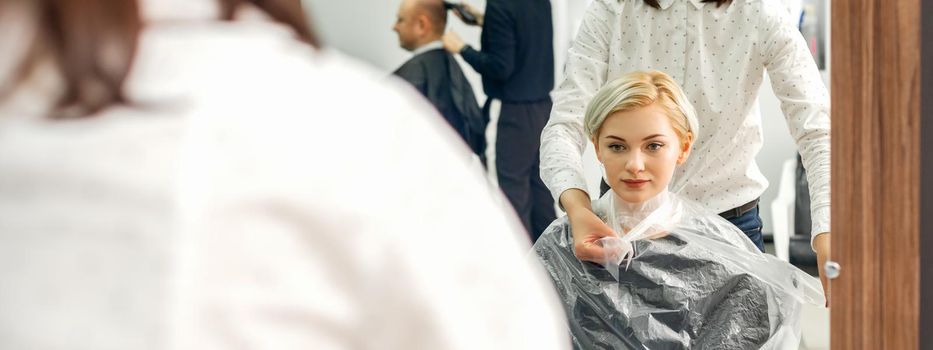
[561,188,617,263]
[813,233,831,306]
[540,1,613,263]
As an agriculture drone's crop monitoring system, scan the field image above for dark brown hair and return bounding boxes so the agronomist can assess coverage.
[643,0,732,8]
[23,0,318,118]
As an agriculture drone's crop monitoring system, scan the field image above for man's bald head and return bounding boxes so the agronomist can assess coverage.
[412,0,447,36]
[394,0,448,51]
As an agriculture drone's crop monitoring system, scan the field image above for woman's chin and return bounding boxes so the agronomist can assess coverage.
[613,190,655,205]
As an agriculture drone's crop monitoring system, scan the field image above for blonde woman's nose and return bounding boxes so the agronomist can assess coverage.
[625,151,646,175]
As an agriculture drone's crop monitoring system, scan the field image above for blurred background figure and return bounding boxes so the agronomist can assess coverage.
[442,0,556,242]
[0,0,569,349]
[392,0,486,163]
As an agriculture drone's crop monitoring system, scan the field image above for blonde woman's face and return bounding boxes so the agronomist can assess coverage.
[594,103,690,204]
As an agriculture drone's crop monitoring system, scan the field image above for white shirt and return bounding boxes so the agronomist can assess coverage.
[541,0,830,240]
[0,6,568,350]
[412,40,444,56]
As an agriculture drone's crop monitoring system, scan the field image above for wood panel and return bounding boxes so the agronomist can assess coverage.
[831,0,920,349]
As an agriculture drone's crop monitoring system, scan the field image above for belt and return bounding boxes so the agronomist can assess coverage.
[718,198,760,220]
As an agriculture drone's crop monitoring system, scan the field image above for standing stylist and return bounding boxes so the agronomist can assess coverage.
[441,0,556,242]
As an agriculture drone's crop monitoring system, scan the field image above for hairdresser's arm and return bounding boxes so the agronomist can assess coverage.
[761,0,830,244]
[541,1,616,262]
[457,3,515,80]
[760,0,831,305]
[562,189,617,263]
[541,0,611,204]
[813,233,830,306]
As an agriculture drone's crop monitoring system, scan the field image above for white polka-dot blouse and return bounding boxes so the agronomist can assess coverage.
[540,0,830,241]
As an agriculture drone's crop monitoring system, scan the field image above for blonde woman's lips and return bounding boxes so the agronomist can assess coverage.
[621,179,649,188]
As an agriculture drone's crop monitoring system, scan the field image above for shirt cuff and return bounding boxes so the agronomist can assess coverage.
[460,45,479,62]
[810,205,831,251]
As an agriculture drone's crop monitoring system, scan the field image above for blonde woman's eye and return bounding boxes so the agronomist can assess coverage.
[647,143,664,151]
[609,144,625,151]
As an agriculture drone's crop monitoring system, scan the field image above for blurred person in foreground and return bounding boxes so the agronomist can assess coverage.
[392,0,486,163]
[0,0,568,349]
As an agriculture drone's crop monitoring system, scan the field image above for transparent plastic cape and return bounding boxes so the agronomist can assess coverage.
[533,191,824,349]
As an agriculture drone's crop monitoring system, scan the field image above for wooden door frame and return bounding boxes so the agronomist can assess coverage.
[831,0,930,348]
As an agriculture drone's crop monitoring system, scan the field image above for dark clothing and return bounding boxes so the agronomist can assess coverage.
[394,48,487,159]
[790,153,817,265]
[794,153,812,237]
[460,0,554,102]
[461,0,555,241]
[490,98,555,241]
[534,219,783,349]
[532,193,812,348]
[727,206,765,252]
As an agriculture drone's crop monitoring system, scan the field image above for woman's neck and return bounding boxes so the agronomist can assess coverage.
[607,190,672,233]
[613,190,669,213]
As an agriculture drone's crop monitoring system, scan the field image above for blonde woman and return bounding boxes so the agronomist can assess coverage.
[533,71,822,348]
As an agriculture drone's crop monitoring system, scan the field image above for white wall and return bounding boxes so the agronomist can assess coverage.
[755,76,802,232]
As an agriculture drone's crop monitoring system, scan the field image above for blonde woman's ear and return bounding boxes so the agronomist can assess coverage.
[677,133,693,164]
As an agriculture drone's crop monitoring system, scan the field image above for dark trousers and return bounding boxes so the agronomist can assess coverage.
[599,180,765,252]
[725,206,765,252]
[490,98,556,242]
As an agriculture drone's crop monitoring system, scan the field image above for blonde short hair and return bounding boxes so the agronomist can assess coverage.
[584,70,699,146]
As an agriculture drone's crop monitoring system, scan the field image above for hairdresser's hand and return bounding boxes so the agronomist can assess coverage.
[452,2,484,26]
[561,189,618,264]
[813,232,831,307]
[442,31,466,53]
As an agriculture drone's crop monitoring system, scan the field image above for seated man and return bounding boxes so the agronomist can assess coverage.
[532,71,825,349]
[392,0,486,161]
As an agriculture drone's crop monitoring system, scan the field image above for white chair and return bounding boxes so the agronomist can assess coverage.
[769,157,796,262]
